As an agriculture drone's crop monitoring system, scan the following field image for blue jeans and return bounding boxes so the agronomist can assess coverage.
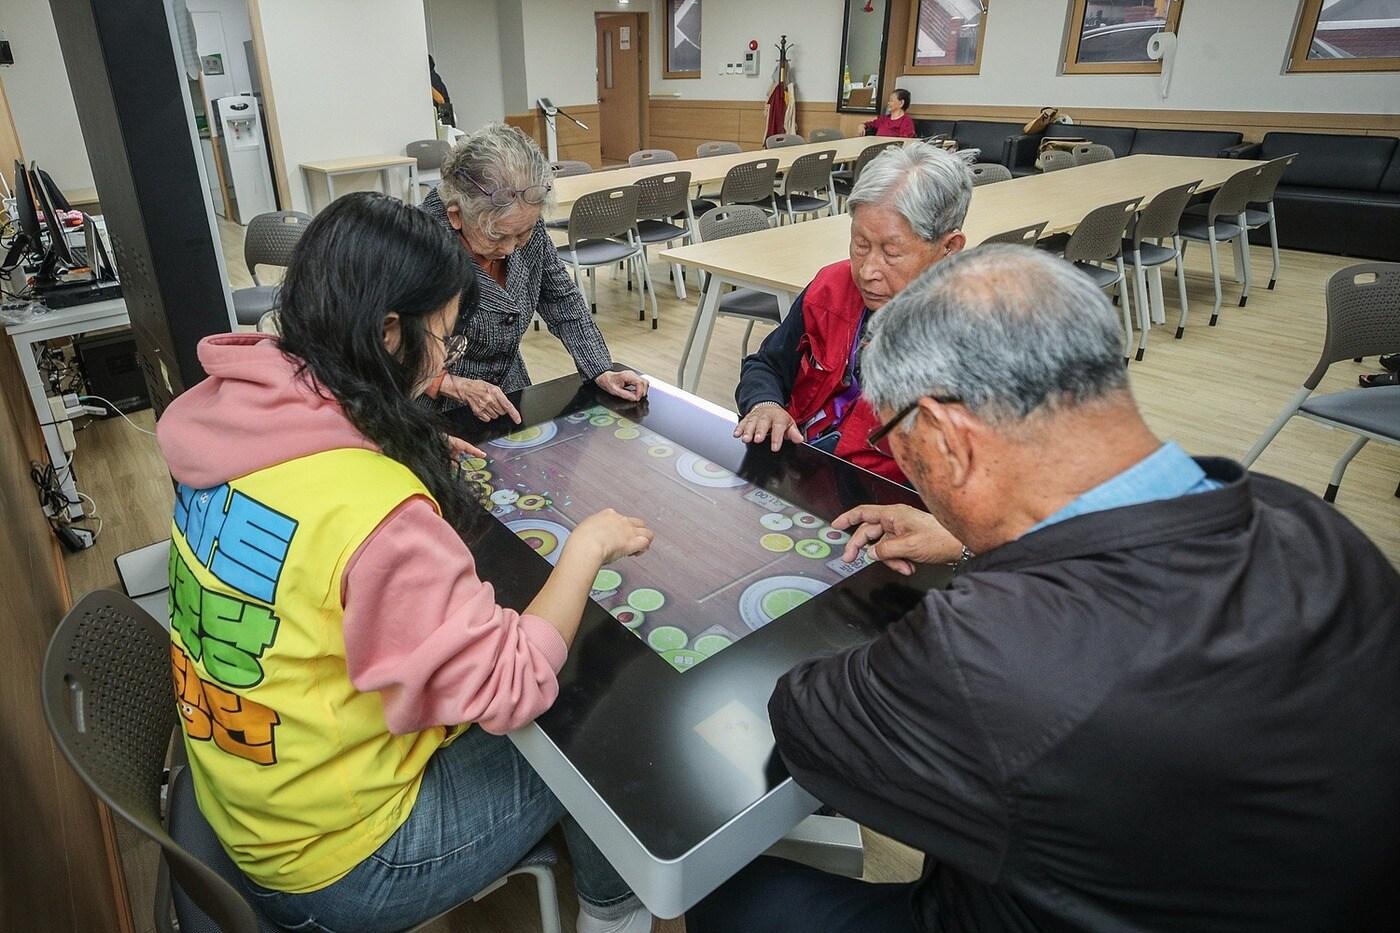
[244,726,637,932]
[686,856,919,933]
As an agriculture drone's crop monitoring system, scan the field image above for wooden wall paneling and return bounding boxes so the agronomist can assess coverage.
[507,105,603,168]
[0,340,130,933]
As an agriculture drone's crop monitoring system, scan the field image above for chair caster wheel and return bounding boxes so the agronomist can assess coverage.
[1174,327,1184,339]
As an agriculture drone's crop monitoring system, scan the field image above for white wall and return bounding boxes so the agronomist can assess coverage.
[516,0,642,109]
[650,0,845,102]
[254,0,437,213]
[424,0,507,131]
[1,0,95,193]
[188,0,255,103]
[898,0,1400,114]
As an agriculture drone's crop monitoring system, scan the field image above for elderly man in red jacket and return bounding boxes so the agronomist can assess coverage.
[694,246,1400,933]
[733,142,970,486]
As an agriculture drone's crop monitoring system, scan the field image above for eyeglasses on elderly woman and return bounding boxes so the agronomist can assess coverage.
[460,171,552,208]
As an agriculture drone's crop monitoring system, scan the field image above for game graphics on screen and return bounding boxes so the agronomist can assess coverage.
[460,405,872,671]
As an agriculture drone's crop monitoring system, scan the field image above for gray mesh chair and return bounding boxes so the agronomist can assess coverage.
[981,221,1047,246]
[833,140,902,208]
[778,150,837,223]
[406,138,452,191]
[697,205,783,357]
[1038,149,1076,172]
[231,211,311,326]
[1242,263,1400,502]
[809,128,844,143]
[717,158,780,215]
[1121,179,1200,358]
[1244,153,1296,292]
[549,160,592,177]
[564,185,660,327]
[765,133,806,149]
[634,170,696,300]
[1073,143,1115,165]
[970,163,1012,186]
[696,141,742,158]
[628,148,678,168]
[1046,198,1142,364]
[1179,164,1263,326]
[42,590,563,933]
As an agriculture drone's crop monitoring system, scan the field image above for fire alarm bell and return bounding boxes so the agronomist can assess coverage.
[748,39,759,51]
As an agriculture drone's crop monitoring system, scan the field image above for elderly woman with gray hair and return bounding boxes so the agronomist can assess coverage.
[732,142,971,484]
[421,123,647,421]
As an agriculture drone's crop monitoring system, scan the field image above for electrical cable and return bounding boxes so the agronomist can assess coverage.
[79,394,157,436]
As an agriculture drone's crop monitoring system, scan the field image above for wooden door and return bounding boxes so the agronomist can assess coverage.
[596,13,641,163]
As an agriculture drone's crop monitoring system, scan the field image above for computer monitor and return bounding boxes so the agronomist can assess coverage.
[12,159,43,254]
[29,161,78,270]
[36,167,75,214]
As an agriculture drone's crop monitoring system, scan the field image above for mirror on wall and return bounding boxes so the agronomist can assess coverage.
[837,0,893,113]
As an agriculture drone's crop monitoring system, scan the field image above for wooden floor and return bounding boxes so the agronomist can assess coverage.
[64,216,1397,933]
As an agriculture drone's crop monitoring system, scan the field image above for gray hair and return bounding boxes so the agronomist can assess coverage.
[862,245,1129,427]
[847,142,972,242]
[438,122,553,239]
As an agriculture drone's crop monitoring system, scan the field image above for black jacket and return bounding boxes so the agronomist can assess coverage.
[770,460,1400,932]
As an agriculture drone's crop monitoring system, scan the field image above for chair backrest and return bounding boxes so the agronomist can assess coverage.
[568,184,641,246]
[405,138,451,172]
[635,170,692,221]
[1063,197,1142,264]
[981,221,1048,246]
[1206,164,1264,219]
[1073,143,1115,165]
[549,159,592,178]
[697,204,773,242]
[850,140,903,186]
[1249,153,1297,204]
[42,590,264,933]
[720,158,779,205]
[243,211,311,284]
[628,148,678,167]
[765,133,806,149]
[782,150,836,196]
[697,141,742,158]
[1039,149,1076,172]
[1130,179,1201,243]
[809,128,844,143]
[1305,262,1400,389]
[969,163,1012,186]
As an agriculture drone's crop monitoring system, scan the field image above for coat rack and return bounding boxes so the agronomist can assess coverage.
[775,34,792,84]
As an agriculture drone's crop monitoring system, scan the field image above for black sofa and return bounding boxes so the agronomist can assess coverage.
[907,118,1028,167]
[1234,132,1400,262]
[1006,123,1248,175]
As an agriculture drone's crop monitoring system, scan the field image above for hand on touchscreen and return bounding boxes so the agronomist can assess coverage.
[442,376,522,424]
[735,401,804,452]
[570,508,655,566]
[833,504,963,575]
[443,433,488,461]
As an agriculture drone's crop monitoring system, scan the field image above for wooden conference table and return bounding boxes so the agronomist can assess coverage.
[659,153,1267,391]
[547,135,906,214]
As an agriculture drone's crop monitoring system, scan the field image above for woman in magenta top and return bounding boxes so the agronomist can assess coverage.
[864,89,916,138]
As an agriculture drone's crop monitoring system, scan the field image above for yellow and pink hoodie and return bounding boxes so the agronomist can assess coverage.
[156,333,566,894]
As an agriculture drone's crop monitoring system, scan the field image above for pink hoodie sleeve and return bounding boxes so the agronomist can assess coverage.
[342,497,568,735]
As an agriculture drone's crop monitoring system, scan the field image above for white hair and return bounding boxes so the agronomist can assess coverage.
[846,142,972,242]
[862,245,1130,427]
[438,122,554,238]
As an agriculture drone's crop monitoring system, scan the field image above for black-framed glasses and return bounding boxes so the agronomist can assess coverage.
[867,395,963,448]
[461,172,551,208]
[431,331,468,369]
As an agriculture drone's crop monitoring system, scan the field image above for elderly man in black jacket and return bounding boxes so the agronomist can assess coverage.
[688,246,1400,933]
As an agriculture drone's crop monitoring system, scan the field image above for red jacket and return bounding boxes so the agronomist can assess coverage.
[786,261,908,485]
[864,113,916,138]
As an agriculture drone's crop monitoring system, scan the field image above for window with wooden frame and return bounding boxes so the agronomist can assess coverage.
[664,0,701,78]
[905,0,990,75]
[1062,0,1183,74]
[1287,0,1400,73]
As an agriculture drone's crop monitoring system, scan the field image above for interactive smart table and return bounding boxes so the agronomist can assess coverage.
[444,370,952,918]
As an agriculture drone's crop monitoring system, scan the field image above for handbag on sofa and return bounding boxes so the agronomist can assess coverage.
[1023,107,1059,135]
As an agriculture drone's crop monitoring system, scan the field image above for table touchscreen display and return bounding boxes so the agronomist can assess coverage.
[460,403,873,671]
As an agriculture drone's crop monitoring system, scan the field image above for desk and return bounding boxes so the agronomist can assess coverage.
[661,154,1267,391]
[6,298,131,519]
[446,371,950,917]
[546,136,908,215]
[299,155,420,213]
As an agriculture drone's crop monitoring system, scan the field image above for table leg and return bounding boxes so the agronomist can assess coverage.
[322,172,336,213]
[678,272,722,391]
[776,291,795,321]
[408,163,420,205]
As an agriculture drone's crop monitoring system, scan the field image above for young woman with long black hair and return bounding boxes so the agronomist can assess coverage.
[158,191,655,933]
